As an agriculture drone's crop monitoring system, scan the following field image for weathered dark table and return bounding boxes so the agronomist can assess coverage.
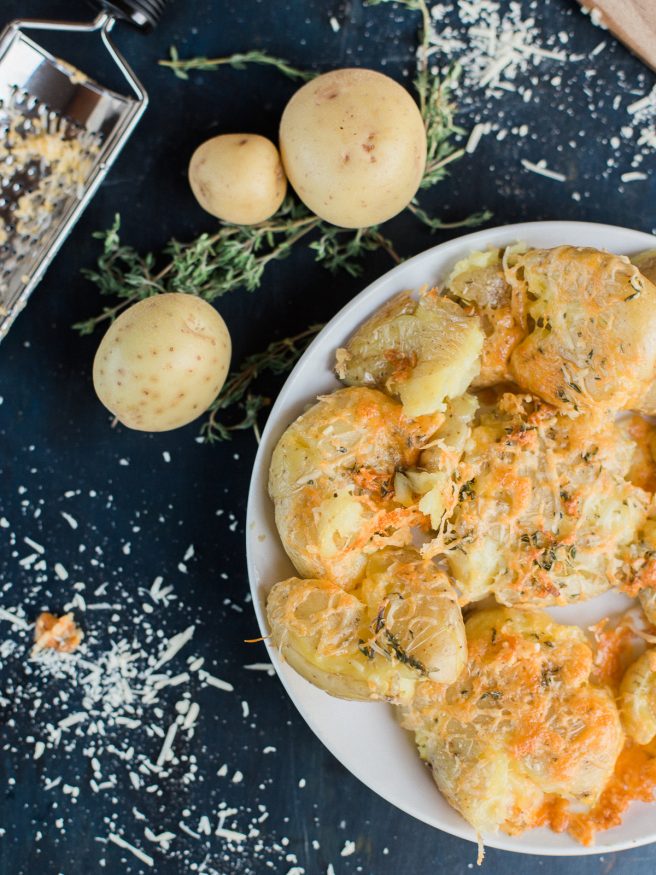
[1,1,655,873]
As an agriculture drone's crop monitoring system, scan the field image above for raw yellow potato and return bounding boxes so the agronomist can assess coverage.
[266,548,466,702]
[620,649,656,745]
[335,290,483,417]
[93,293,231,432]
[188,134,287,224]
[279,68,426,228]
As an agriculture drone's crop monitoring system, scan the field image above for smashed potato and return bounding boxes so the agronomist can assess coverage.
[267,548,466,701]
[335,290,483,417]
[506,246,656,413]
[395,393,479,531]
[445,393,650,605]
[268,387,442,585]
[620,649,656,745]
[621,414,656,493]
[640,587,656,626]
[632,248,656,415]
[632,249,656,286]
[401,608,624,837]
[443,248,523,387]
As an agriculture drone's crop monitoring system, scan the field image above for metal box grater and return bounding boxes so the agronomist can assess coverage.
[0,1,168,343]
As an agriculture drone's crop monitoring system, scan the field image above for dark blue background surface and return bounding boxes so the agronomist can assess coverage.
[0,1,655,873]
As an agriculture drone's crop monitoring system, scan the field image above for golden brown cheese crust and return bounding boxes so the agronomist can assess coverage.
[268,386,441,585]
[633,249,656,416]
[445,393,651,606]
[619,649,656,745]
[267,243,656,845]
[401,608,624,837]
[631,249,656,287]
[640,587,656,625]
[546,741,656,846]
[506,246,656,413]
[444,251,523,387]
[33,612,83,654]
[544,641,656,846]
[266,547,466,702]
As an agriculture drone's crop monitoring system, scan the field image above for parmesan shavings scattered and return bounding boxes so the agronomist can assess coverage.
[107,833,154,868]
[520,158,567,181]
[427,0,573,94]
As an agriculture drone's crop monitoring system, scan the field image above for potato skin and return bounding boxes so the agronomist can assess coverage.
[188,134,287,225]
[335,290,483,417]
[266,548,466,702]
[443,248,523,387]
[506,246,656,413]
[279,68,426,228]
[93,293,231,432]
[620,649,656,745]
[631,251,656,414]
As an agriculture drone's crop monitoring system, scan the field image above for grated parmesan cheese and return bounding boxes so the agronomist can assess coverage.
[520,158,567,181]
[107,833,154,868]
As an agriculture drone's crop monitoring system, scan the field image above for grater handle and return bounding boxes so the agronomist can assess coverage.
[92,0,170,31]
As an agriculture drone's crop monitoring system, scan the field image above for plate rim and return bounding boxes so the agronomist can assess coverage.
[245,220,656,857]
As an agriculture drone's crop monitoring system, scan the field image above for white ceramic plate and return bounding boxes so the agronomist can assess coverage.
[246,221,656,856]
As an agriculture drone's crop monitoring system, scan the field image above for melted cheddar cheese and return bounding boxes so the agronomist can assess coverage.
[445,393,651,605]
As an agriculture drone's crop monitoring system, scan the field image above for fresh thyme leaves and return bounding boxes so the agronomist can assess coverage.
[311,225,401,275]
[159,45,313,82]
[408,202,492,231]
[75,204,402,338]
[358,641,376,660]
[74,203,321,335]
[201,324,323,443]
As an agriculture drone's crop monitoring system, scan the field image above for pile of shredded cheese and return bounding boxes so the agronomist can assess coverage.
[418,0,655,193]
[0,469,361,873]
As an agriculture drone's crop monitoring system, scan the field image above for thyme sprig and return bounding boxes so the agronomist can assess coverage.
[74,204,317,335]
[74,204,395,336]
[202,324,323,442]
[310,226,401,275]
[407,202,491,231]
[159,45,313,82]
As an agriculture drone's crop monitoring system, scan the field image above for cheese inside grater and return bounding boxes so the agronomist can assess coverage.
[0,12,149,342]
[0,89,102,314]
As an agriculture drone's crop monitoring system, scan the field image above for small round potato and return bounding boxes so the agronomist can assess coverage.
[188,134,287,225]
[93,293,231,432]
[279,68,427,228]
